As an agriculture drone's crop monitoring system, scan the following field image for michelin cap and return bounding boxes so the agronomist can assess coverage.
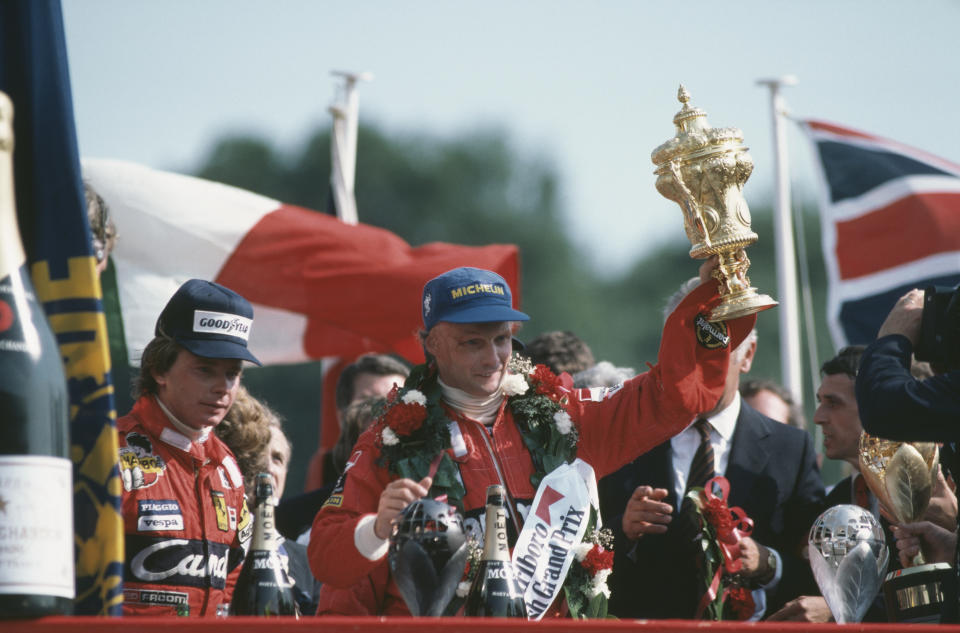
[422,267,530,330]
[156,279,261,365]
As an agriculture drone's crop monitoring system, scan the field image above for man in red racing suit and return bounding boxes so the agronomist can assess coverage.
[119,279,262,615]
[119,396,251,615]
[309,265,756,615]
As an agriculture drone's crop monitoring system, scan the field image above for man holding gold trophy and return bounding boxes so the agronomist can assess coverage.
[307,86,776,618]
[599,87,827,621]
[854,286,960,622]
[768,347,953,622]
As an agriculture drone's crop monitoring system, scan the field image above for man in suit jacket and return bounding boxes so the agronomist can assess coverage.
[599,312,825,620]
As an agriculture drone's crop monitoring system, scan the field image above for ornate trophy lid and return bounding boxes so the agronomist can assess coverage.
[652,85,746,167]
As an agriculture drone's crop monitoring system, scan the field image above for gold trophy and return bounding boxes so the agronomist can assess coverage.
[858,432,939,563]
[652,86,777,321]
[859,431,951,623]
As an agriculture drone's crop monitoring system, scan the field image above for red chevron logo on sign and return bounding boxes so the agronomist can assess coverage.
[534,485,565,523]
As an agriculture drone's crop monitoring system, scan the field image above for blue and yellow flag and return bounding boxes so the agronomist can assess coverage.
[0,0,123,615]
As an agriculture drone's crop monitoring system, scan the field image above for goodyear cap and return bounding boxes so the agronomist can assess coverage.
[422,267,529,330]
[156,279,261,365]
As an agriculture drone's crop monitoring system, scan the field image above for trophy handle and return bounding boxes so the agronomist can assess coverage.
[668,159,713,250]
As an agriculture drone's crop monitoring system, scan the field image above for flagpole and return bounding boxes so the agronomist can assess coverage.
[757,76,803,409]
[329,70,373,225]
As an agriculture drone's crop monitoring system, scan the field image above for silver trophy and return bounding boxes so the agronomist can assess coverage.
[808,504,889,623]
[388,498,470,616]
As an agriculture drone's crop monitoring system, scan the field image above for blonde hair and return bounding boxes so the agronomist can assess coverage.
[215,386,289,499]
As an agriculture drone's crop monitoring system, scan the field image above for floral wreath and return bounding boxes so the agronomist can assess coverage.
[564,512,614,619]
[681,475,755,620]
[373,353,579,512]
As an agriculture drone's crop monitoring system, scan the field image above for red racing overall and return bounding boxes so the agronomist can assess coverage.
[118,396,250,616]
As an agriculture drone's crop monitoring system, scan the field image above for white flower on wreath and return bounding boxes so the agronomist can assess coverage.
[401,389,427,406]
[501,373,529,397]
[574,542,593,562]
[382,426,399,446]
[456,581,472,598]
[587,570,612,599]
[553,410,573,435]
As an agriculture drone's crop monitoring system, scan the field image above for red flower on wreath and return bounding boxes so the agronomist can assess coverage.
[703,496,734,538]
[530,364,564,402]
[384,402,427,436]
[581,545,614,576]
[724,585,755,620]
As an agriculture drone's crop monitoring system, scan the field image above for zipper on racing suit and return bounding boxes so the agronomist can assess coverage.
[194,458,210,616]
[466,418,524,538]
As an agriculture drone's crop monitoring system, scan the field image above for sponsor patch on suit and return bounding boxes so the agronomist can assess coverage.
[120,432,167,491]
[137,499,184,532]
[211,491,229,532]
[123,588,189,608]
[694,313,730,349]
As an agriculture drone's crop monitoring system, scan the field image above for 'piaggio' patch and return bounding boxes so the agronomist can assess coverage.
[694,313,730,349]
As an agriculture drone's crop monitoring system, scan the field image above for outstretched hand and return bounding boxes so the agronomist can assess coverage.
[621,485,672,540]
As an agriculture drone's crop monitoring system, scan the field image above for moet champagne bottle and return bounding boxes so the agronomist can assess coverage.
[228,473,299,617]
[0,91,73,617]
[464,485,527,618]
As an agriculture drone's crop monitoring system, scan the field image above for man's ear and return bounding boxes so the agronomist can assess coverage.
[740,341,757,374]
[152,364,170,390]
[424,327,440,357]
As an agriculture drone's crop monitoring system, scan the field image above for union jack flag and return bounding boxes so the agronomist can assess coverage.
[801,119,960,347]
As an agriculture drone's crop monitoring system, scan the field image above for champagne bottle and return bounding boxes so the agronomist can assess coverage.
[0,92,73,618]
[229,473,299,617]
[464,485,527,618]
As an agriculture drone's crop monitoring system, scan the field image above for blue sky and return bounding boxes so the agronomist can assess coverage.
[63,0,960,276]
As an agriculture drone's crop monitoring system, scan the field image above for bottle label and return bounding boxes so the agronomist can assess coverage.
[0,455,74,597]
[0,275,42,357]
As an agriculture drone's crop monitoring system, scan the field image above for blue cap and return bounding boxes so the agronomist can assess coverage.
[422,267,530,330]
[156,279,261,365]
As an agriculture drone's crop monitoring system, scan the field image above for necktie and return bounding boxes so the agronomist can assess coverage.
[686,418,716,492]
[853,473,871,510]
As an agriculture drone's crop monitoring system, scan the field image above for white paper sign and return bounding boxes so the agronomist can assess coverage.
[511,458,598,619]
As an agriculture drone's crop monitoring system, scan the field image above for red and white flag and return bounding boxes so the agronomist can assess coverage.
[82,159,522,366]
[800,120,960,347]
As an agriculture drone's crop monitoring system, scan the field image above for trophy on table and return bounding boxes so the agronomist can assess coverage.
[652,86,777,321]
[808,504,889,624]
[858,432,952,623]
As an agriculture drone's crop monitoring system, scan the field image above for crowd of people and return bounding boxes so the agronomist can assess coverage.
[111,258,960,622]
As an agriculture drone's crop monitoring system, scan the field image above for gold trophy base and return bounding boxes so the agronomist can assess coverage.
[706,249,778,321]
[883,563,952,623]
[709,288,778,321]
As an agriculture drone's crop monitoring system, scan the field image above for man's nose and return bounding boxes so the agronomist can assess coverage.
[482,342,500,364]
[211,374,230,394]
[813,407,826,425]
